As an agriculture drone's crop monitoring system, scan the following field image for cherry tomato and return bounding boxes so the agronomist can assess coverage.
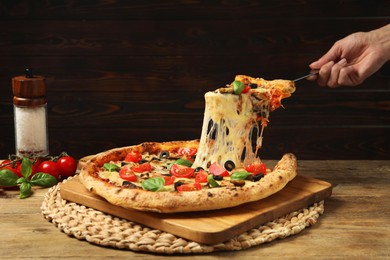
[178,147,197,157]
[170,164,195,178]
[177,182,201,192]
[163,176,176,186]
[57,156,77,178]
[38,160,61,179]
[209,162,229,177]
[242,85,251,93]
[195,169,208,183]
[1,160,22,177]
[245,163,267,175]
[125,151,142,163]
[119,166,137,182]
[131,162,152,173]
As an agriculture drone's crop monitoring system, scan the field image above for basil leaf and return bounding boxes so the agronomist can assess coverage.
[233,80,245,94]
[21,157,32,179]
[230,171,251,180]
[141,177,165,192]
[30,173,58,187]
[103,163,120,172]
[16,177,28,185]
[0,169,19,186]
[207,175,220,188]
[19,182,32,199]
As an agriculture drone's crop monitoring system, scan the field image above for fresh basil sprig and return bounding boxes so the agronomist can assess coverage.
[103,163,121,172]
[0,157,58,199]
[230,171,251,180]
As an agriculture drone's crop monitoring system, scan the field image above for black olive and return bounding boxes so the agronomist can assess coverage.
[122,181,137,189]
[213,175,223,181]
[249,83,258,89]
[160,151,170,159]
[252,173,264,182]
[224,160,235,171]
[121,162,129,167]
[138,159,148,164]
[161,173,172,177]
[151,157,161,161]
[194,166,204,172]
[174,181,184,191]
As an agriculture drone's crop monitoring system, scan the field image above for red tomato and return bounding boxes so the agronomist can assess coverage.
[195,169,208,183]
[131,162,152,173]
[38,160,61,179]
[125,151,142,163]
[242,85,251,93]
[57,156,77,178]
[119,166,137,182]
[170,164,195,178]
[1,160,22,177]
[178,147,197,157]
[177,182,201,192]
[163,176,176,186]
[245,163,267,175]
[209,162,229,177]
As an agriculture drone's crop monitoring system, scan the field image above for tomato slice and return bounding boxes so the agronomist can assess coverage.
[119,166,137,182]
[195,169,208,183]
[170,164,194,178]
[163,176,176,186]
[245,163,267,175]
[125,151,142,163]
[209,162,229,177]
[178,147,197,157]
[131,162,152,173]
[242,85,251,93]
[177,182,201,192]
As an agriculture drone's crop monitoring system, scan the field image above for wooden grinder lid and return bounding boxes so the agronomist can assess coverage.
[12,69,47,107]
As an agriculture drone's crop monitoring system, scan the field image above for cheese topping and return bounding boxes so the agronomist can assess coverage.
[192,75,295,170]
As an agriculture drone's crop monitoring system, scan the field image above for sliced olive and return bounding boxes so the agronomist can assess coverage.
[160,151,170,159]
[122,181,137,189]
[213,175,223,181]
[224,160,235,171]
[174,181,184,191]
[120,162,129,167]
[139,159,149,164]
[249,83,258,89]
[194,166,204,172]
[252,173,264,182]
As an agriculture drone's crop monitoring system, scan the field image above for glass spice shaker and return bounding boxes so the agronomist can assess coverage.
[12,69,49,157]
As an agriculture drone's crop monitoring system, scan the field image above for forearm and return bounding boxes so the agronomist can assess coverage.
[370,24,390,62]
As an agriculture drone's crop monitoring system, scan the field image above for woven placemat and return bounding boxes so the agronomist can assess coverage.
[41,177,325,254]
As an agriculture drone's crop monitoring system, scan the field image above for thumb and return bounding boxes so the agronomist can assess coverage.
[310,45,341,69]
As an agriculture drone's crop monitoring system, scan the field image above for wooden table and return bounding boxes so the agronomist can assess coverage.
[1,160,389,259]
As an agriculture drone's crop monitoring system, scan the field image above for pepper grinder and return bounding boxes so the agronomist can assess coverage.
[12,69,49,157]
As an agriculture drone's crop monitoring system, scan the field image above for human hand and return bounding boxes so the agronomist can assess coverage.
[308,24,390,87]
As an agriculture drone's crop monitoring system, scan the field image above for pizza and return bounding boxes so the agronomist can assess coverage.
[79,75,297,213]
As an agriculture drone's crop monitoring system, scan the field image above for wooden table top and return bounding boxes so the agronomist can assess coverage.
[1,160,389,259]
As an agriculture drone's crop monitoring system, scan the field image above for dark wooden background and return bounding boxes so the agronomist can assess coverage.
[0,1,389,160]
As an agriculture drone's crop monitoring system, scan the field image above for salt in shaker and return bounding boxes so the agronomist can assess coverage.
[12,69,49,157]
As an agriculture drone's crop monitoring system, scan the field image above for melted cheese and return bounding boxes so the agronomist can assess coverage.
[192,75,295,170]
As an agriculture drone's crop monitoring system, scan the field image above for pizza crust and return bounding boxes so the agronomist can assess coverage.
[79,141,297,213]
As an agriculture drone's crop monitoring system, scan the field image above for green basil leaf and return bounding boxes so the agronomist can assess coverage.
[233,80,245,94]
[21,157,33,179]
[19,182,32,199]
[230,171,251,180]
[207,174,220,187]
[0,169,19,186]
[168,158,193,170]
[103,163,120,172]
[30,173,58,187]
[16,177,28,185]
[141,177,165,192]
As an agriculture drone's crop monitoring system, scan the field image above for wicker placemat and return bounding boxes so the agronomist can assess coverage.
[41,177,325,254]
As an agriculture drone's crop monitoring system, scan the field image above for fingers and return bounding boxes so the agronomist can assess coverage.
[327,58,347,87]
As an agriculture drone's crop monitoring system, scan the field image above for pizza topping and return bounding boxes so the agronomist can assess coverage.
[194,169,208,183]
[178,147,197,157]
[103,163,120,172]
[160,151,170,159]
[172,158,193,167]
[119,166,137,182]
[233,80,245,94]
[141,177,165,192]
[131,162,152,173]
[122,181,138,189]
[170,164,195,178]
[124,151,142,163]
[230,171,251,180]
[209,162,229,177]
[245,162,267,175]
[207,174,220,188]
[163,175,176,186]
[229,179,246,187]
[176,182,202,192]
[224,160,236,171]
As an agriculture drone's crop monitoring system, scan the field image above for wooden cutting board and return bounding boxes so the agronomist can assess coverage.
[60,175,332,245]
